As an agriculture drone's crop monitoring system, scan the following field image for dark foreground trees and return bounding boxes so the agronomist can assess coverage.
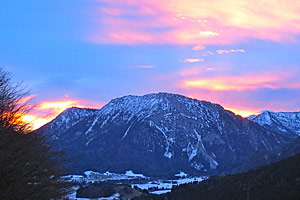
[134,153,300,200]
[0,68,71,199]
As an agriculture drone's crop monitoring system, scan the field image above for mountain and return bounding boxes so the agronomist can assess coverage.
[248,110,300,137]
[234,136,300,173]
[36,93,291,177]
[135,152,300,200]
[237,110,300,172]
[41,107,100,141]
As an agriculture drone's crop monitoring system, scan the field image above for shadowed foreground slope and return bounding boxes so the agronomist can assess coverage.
[135,152,300,200]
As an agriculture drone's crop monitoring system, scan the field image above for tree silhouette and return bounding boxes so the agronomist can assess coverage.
[0,68,71,199]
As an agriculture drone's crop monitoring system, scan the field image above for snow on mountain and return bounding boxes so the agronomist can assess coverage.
[41,107,100,141]
[36,93,291,177]
[248,110,300,136]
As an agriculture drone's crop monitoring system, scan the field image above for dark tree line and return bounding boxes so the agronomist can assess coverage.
[0,68,71,199]
[134,152,300,200]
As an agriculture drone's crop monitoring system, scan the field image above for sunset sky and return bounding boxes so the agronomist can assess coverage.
[1,0,300,129]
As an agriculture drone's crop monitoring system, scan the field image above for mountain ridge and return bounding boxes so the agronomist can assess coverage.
[36,92,291,177]
[248,110,300,137]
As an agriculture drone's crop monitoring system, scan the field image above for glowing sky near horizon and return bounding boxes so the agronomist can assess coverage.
[1,0,300,129]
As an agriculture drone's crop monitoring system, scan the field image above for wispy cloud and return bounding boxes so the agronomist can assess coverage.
[192,45,205,51]
[17,94,36,105]
[200,31,219,37]
[216,49,245,54]
[179,68,202,77]
[90,0,300,45]
[183,58,204,63]
[201,51,214,56]
[177,66,218,77]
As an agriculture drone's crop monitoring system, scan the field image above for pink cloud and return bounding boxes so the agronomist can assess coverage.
[89,0,300,45]
[195,94,261,117]
[192,45,205,51]
[184,89,300,118]
[180,71,300,91]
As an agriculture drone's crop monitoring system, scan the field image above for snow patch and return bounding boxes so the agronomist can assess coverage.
[150,120,173,159]
[125,170,146,178]
[84,116,99,135]
[122,123,133,139]
[151,190,171,195]
[175,171,188,178]
[132,176,207,191]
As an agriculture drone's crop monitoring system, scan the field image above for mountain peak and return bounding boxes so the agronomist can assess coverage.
[43,106,100,134]
[107,92,191,105]
[249,110,300,136]
[36,92,291,176]
[100,92,224,118]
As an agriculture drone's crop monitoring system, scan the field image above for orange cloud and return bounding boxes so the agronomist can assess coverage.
[90,0,300,45]
[22,98,103,130]
[37,100,80,109]
[216,49,245,54]
[181,72,300,91]
[183,58,204,63]
[20,114,53,131]
[224,107,260,118]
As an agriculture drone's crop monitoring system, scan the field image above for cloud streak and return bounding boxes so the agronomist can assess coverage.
[183,58,204,63]
[90,0,300,45]
[216,49,245,54]
[181,72,300,91]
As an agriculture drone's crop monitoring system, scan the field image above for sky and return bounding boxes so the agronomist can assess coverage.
[1,0,300,129]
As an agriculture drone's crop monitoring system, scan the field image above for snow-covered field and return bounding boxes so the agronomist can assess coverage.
[66,170,207,199]
[65,170,148,183]
[133,176,206,194]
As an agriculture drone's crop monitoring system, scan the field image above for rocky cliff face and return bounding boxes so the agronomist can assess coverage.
[37,93,291,177]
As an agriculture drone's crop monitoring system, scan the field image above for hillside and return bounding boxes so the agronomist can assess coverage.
[135,152,300,200]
